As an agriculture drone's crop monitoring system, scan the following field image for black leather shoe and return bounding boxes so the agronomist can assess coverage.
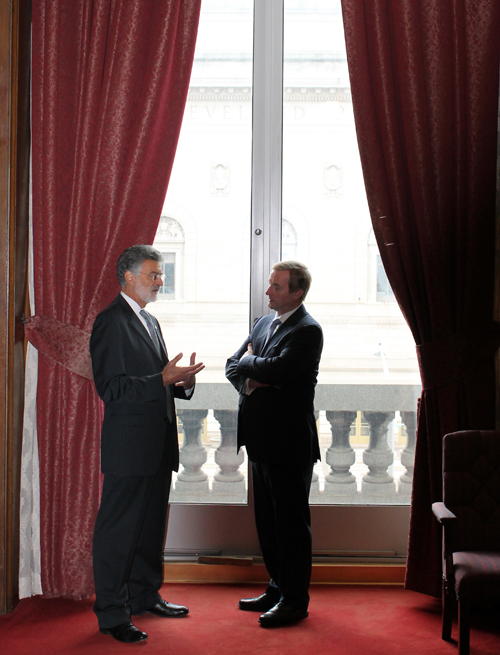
[99,622,148,643]
[258,601,308,627]
[142,599,189,617]
[238,592,280,612]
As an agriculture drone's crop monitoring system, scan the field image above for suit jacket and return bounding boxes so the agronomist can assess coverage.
[90,293,189,477]
[225,304,323,464]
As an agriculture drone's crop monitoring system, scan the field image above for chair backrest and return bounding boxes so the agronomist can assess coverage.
[443,430,500,552]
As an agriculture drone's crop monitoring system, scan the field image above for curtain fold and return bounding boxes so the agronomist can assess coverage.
[28,0,201,598]
[341,0,500,596]
[24,316,93,380]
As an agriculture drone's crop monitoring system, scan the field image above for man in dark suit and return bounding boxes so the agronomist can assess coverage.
[90,245,204,644]
[226,261,323,628]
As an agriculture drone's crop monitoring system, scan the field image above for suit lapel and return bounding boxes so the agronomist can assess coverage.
[116,294,165,363]
[253,315,274,355]
[261,305,307,355]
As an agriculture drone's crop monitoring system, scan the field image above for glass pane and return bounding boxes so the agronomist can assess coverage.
[376,254,396,302]
[150,0,254,504]
[159,253,176,299]
[283,0,421,505]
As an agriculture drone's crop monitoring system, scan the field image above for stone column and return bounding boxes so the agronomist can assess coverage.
[361,411,396,498]
[212,410,246,499]
[324,411,358,498]
[174,409,209,499]
[398,411,417,497]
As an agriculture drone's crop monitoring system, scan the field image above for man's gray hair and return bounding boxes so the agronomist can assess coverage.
[116,245,163,287]
[272,260,312,301]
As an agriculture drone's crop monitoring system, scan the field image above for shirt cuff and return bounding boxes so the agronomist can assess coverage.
[244,378,255,396]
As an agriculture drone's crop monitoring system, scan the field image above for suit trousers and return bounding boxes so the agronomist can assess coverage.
[251,459,314,609]
[93,443,173,629]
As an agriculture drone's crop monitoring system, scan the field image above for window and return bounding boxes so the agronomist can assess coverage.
[149,0,420,509]
[376,254,396,302]
[159,253,176,299]
[367,229,396,303]
[154,216,185,301]
[281,219,297,260]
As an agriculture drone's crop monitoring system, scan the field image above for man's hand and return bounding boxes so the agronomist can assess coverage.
[162,352,204,388]
[247,378,271,389]
[242,342,254,358]
[242,343,271,389]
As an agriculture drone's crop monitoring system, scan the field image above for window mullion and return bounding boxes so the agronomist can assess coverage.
[250,0,284,326]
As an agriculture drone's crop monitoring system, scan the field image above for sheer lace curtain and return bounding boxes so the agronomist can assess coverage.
[19,178,41,598]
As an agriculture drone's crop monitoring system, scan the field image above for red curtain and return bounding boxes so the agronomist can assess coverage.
[29,0,201,598]
[341,0,500,596]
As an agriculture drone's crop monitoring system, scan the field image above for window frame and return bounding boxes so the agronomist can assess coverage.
[249,0,284,324]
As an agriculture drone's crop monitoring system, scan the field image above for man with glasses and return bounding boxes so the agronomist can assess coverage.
[90,245,204,643]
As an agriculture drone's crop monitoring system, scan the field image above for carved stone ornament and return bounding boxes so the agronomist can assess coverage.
[211,162,230,196]
[324,163,343,197]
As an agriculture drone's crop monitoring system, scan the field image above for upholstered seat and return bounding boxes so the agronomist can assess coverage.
[454,551,500,597]
[432,430,500,655]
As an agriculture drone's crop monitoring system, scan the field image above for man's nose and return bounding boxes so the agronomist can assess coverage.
[265,286,271,295]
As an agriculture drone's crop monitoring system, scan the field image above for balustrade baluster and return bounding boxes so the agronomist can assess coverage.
[324,410,358,498]
[398,411,416,496]
[212,410,246,498]
[173,409,209,499]
[362,411,396,499]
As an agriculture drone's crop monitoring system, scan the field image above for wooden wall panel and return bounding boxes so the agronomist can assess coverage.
[496,77,500,427]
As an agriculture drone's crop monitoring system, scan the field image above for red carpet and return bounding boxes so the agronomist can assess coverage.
[1,584,499,655]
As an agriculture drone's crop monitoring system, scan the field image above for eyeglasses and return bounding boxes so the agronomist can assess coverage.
[140,271,164,282]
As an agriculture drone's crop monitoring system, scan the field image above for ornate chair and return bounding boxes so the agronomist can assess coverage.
[432,430,500,655]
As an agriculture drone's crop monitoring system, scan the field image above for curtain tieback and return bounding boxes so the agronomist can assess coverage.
[24,315,93,380]
[416,321,500,391]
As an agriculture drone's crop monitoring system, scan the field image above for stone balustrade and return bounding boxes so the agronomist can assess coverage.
[170,383,420,505]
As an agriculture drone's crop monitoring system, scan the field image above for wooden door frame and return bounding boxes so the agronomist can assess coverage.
[0,0,31,615]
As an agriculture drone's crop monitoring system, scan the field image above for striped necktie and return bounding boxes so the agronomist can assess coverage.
[140,309,174,423]
[140,309,161,357]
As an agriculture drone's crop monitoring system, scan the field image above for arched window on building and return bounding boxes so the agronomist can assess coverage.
[368,228,395,302]
[155,216,185,300]
[281,218,297,260]
[376,254,395,302]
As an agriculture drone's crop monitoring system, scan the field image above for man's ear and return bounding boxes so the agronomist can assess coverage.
[124,270,135,285]
[294,288,304,300]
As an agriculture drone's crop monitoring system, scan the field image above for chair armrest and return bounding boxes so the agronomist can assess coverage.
[432,502,457,585]
[432,502,457,524]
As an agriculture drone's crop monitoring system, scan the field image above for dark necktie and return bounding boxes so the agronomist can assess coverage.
[264,317,281,347]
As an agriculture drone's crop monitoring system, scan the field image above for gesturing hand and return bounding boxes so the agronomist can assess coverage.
[162,352,204,389]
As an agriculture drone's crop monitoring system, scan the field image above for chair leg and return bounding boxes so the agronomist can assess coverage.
[442,580,454,641]
[458,598,470,655]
